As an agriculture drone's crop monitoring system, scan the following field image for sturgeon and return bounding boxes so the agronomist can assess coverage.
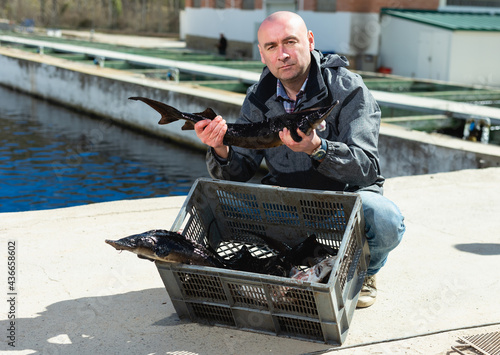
[106,230,337,282]
[129,96,338,149]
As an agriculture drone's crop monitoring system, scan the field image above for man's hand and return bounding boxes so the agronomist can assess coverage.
[279,128,321,155]
[194,116,230,159]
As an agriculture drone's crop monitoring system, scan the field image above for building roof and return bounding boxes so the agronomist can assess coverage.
[381,9,500,31]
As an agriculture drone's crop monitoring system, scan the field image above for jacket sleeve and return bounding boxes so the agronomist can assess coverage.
[316,70,382,189]
[206,146,264,182]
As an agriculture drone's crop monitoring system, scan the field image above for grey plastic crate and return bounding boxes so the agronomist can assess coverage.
[156,178,369,345]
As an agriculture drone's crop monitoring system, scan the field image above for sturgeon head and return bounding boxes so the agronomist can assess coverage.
[105,229,225,266]
[272,101,339,143]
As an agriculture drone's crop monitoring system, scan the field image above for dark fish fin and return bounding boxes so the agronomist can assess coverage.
[137,254,155,262]
[194,108,218,120]
[289,129,303,143]
[159,117,179,125]
[287,234,338,267]
[241,231,291,254]
[181,121,196,130]
[129,96,183,125]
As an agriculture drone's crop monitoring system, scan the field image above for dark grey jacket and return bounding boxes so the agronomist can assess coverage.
[207,50,384,194]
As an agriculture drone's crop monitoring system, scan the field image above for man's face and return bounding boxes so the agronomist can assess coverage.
[258,15,314,86]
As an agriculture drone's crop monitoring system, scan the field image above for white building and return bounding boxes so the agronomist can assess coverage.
[180,0,442,71]
[180,0,500,82]
[379,9,500,87]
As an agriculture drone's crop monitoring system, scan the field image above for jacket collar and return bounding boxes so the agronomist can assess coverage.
[249,50,330,117]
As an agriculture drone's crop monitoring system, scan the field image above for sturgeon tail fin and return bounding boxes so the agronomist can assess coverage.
[129,96,184,125]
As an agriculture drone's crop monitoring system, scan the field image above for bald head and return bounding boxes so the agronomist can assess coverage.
[258,11,309,46]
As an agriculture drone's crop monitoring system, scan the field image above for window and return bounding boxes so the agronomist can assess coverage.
[317,0,336,12]
[242,0,255,9]
[447,0,500,7]
[216,0,225,9]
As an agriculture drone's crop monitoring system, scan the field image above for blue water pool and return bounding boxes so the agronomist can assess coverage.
[0,86,213,212]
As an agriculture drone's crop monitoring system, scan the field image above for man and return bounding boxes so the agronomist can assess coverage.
[194,11,405,308]
[217,33,227,55]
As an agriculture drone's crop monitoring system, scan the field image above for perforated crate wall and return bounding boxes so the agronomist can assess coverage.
[156,178,369,345]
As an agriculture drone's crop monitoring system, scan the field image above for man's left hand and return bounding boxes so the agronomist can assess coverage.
[279,128,321,155]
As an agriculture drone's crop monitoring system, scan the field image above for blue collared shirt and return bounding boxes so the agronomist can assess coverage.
[276,78,308,113]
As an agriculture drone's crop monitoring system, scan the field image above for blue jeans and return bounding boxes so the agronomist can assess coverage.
[357,190,405,276]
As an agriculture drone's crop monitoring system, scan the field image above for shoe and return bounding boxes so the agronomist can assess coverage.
[357,274,377,308]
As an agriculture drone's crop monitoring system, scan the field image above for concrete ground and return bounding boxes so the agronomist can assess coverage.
[1,167,499,354]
